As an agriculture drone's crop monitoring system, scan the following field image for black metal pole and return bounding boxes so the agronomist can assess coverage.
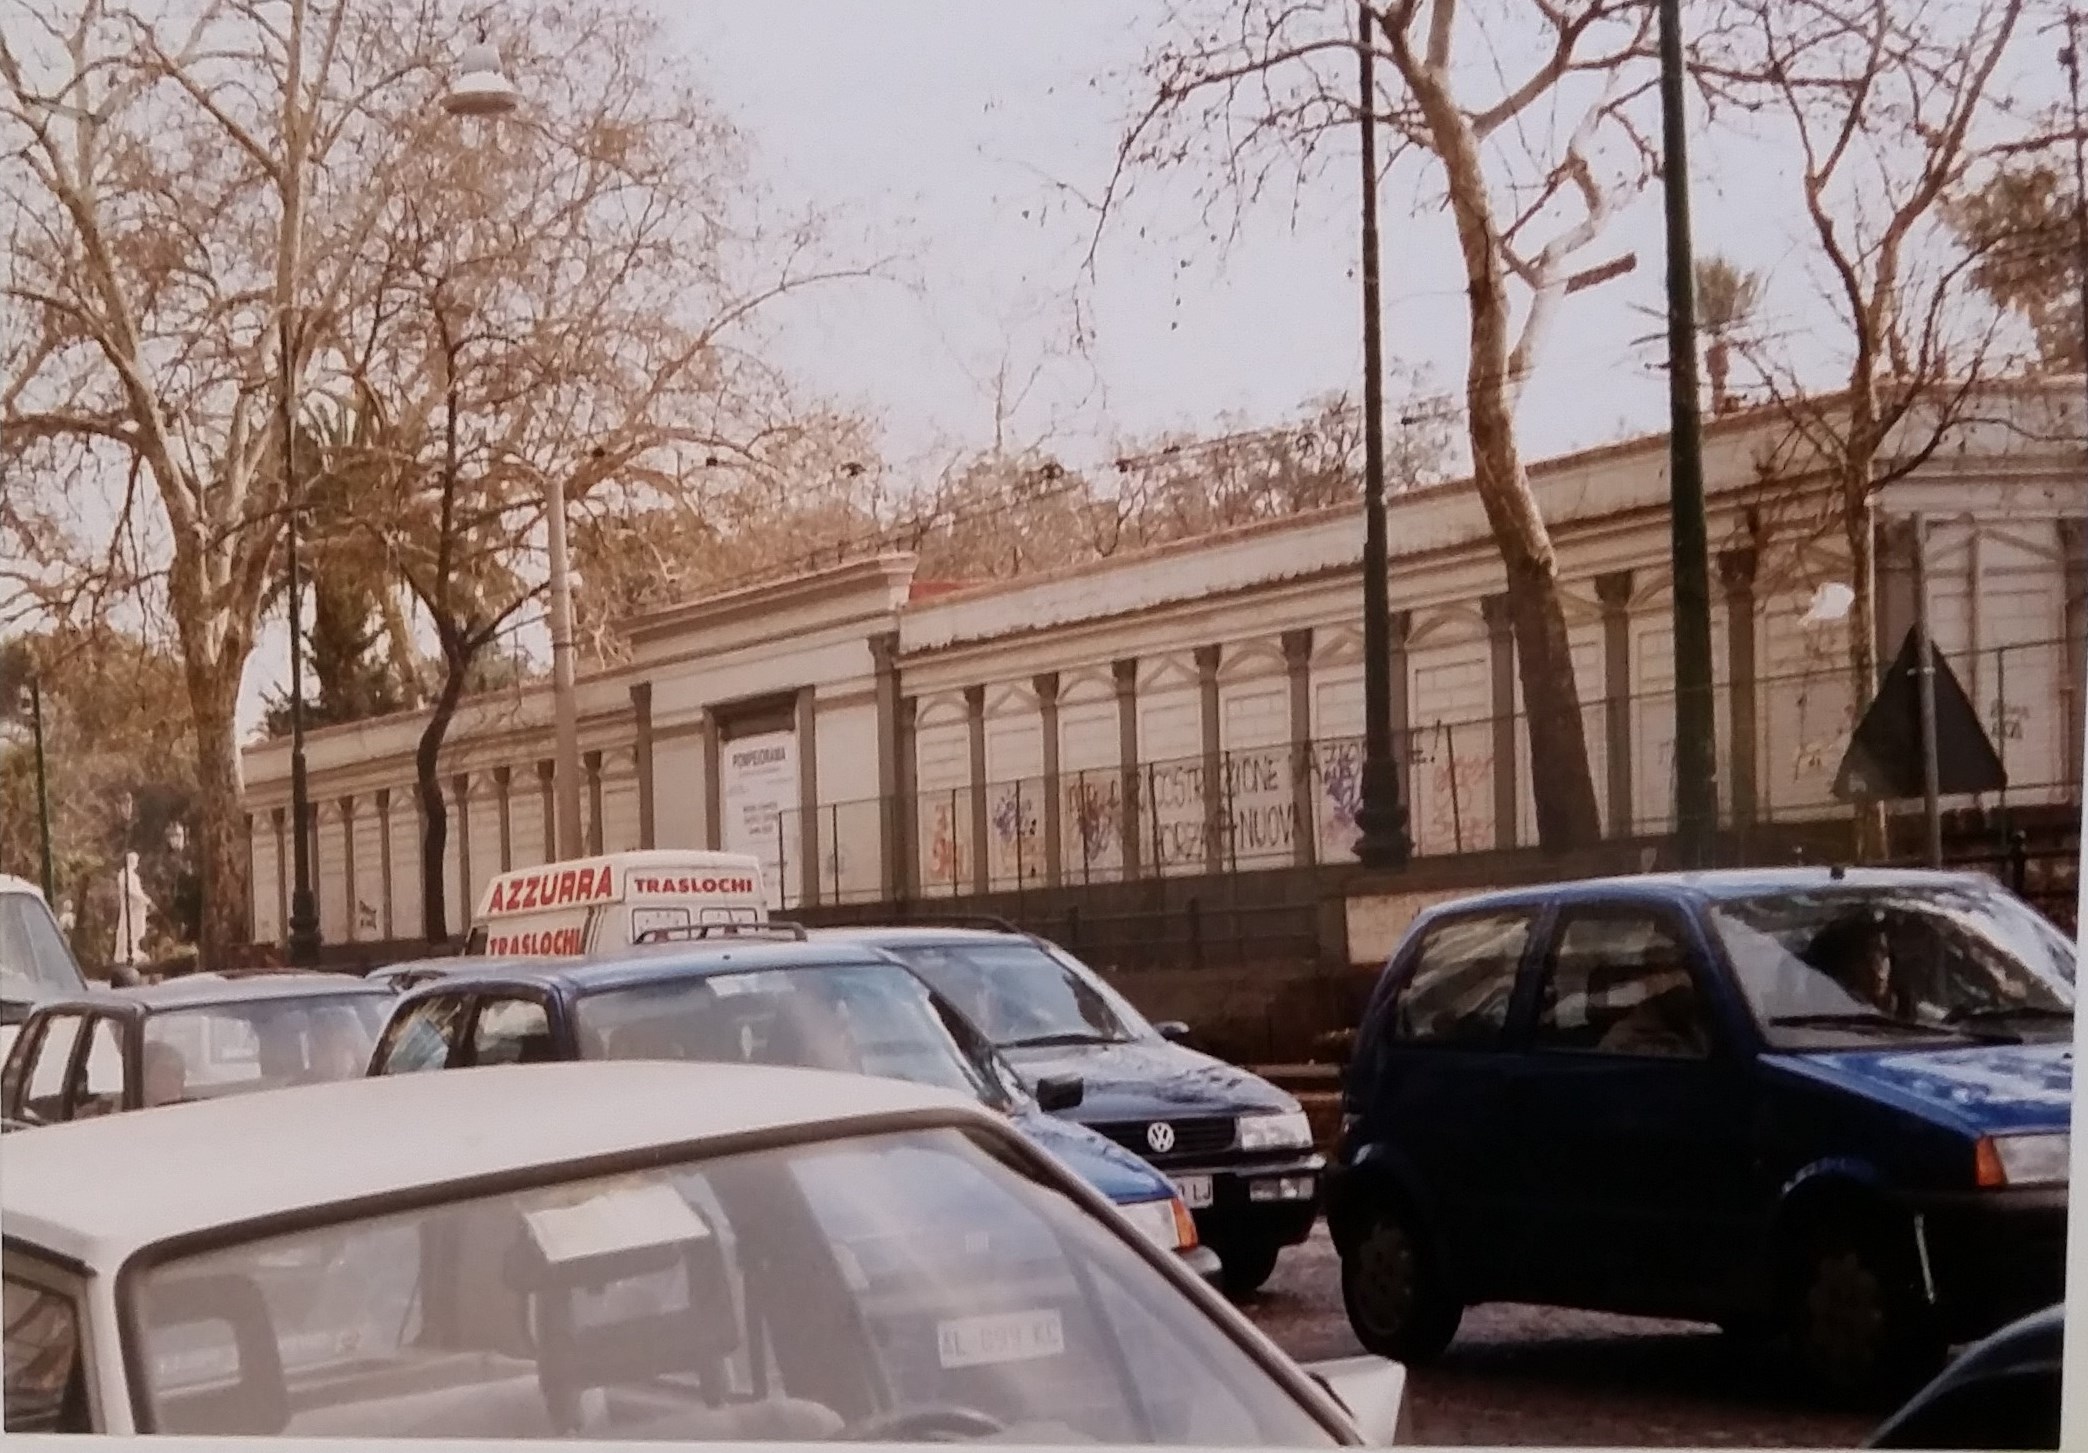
[29,674,53,902]
[1659,0,1718,867]
[1353,0,1412,870]
[284,306,321,965]
[1912,513,1943,866]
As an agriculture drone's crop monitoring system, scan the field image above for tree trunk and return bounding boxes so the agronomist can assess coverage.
[1707,338,1732,415]
[415,660,468,944]
[186,661,251,970]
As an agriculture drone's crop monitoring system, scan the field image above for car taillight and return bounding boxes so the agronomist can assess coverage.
[1172,1196,1199,1250]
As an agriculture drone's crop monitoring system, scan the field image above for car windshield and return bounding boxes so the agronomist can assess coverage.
[0,891,86,1009]
[1709,882,2076,1050]
[129,1126,1335,1445]
[142,995,388,1103]
[574,962,1022,1110]
[877,941,1145,1049]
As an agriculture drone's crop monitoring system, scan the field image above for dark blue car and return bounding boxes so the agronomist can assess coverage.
[1329,868,2073,1404]
[364,938,1220,1281]
[816,924,1324,1297]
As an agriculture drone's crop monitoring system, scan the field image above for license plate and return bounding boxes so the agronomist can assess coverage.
[936,1309,1066,1369]
[1173,1175,1214,1209]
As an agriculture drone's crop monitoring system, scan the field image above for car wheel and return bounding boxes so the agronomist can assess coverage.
[1217,1241,1282,1299]
[1787,1220,1944,1406]
[1339,1204,1461,1364]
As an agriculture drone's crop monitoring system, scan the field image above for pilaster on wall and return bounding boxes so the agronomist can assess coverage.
[1036,672,1064,886]
[1481,595,1518,851]
[2063,519,2086,787]
[895,695,920,897]
[1197,646,1224,875]
[700,714,723,851]
[1114,659,1142,880]
[271,807,288,939]
[537,760,557,862]
[631,683,656,851]
[965,685,989,896]
[494,767,514,872]
[1720,548,1760,829]
[1596,571,1635,837]
[338,796,358,943]
[451,773,472,926]
[584,752,605,856]
[872,632,905,899]
[1283,629,1315,869]
[796,688,821,907]
[375,789,395,939]
[1876,517,1919,686]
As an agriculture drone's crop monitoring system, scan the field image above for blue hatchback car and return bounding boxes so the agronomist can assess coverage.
[1329,868,2074,1404]
[364,939,1220,1282]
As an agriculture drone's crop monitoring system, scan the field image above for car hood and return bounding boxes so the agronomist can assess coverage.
[999,1038,1297,1121]
[1764,1041,2073,1137]
[1007,1104,1176,1204]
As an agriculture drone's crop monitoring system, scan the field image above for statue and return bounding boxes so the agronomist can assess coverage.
[112,851,154,969]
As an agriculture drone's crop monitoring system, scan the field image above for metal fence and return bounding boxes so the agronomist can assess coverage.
[773,636,2078,908]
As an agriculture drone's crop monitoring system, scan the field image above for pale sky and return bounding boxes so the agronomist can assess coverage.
[236,0,2043,737]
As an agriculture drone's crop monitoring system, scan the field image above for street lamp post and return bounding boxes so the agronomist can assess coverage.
[1352,0,1413,870]
[283,304,322,968]
[25,676,54,902]
[1658,0,1718,868]
[442,41,583,858]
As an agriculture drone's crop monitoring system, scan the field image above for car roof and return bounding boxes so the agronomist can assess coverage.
[403,939,903,999]
[27,972,386,1017]
[2,1061,990,1270]
[807,925,1035,946]
[1413,866,2006,918]
[0,873,45,899]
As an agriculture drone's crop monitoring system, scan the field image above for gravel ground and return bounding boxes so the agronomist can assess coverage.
[1238,1229,1878,1447]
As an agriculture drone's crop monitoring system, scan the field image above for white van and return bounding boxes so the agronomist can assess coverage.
[0,874,91,1066]
[465,850,769,958]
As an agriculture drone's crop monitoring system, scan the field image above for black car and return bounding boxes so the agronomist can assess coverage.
[1867,1303,2061,1449]
[815,922,1324,1297]
[1331,868,2073,1404]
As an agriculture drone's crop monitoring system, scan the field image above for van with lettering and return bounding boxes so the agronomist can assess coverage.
[465,850,768,958]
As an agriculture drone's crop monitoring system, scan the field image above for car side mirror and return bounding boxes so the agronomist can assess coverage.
[1035,1073,1084,1111]
[1305,1355,1409,1446]
[1153,1020,1192,1044]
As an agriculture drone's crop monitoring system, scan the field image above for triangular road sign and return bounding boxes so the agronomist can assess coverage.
[1832,626,2007,803]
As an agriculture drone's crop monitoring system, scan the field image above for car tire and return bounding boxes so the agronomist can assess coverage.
[1339,1204,1462,1364]
[1786,1218,1945,1407]
[1217,1241,1282,1299]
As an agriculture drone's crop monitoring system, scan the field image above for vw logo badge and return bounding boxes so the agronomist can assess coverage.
[1146,1122,1176,1153]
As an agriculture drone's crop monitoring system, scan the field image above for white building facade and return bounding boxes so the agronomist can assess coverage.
[240,388,2086,948]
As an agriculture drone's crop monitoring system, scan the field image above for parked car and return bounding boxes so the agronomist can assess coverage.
[1330,867,2073,1404]
[363,953,539,993]
[0,1060,1406,1442]
[816,921,1324,1297]
[1866,1302,2061,1449]
[365,938,1221,1278]
[0,973,391,1129]
[0,875,90,1061]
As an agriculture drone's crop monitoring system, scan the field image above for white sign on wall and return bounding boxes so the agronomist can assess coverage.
[721,729,796,908]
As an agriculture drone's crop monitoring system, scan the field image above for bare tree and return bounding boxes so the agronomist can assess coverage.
[1700,0,2029,857]
[0,0,478,964]
[1100,0,1661,850]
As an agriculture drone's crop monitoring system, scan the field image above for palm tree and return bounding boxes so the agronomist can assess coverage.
[1694,256,1765,416]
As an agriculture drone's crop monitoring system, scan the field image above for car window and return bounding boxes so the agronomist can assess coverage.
[877,941,1140,1047]
[372,996,471,1073]
[1386,911,1534,1047]
[144,997,384,1099]
[2,1273,89,1432]
[66,1017,125,1119]
[0,892,86,1004]
[22,1014,82,1121]
[1534,911,1711,1059]
[131,1126,1336,1445]
[469,996,555,1066]
[1710,883,2075,1049]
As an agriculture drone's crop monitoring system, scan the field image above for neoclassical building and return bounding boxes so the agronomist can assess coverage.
[240,384,2085,950]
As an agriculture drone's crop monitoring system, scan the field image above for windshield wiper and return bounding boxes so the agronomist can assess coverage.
[1947,1005,2075,1027]
[998,1030,1122,1049]
[1769,1011,2017,1043]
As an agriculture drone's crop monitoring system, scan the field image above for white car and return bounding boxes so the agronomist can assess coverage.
[1,1060,1407,1444]
[0,874,90,1068]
